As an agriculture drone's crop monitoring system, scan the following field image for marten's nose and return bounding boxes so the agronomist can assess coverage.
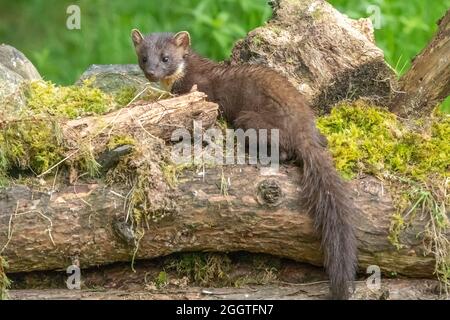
[146,70,156,78]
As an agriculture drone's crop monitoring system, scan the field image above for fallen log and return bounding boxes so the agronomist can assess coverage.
[0,161,444,277]
[64,88,218,143]
[0,87,446,279]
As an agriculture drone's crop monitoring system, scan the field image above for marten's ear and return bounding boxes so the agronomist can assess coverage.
[173,31,191,50]
[131,29,144,46]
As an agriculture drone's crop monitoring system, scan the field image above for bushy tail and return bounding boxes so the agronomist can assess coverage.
[296,137,358,299]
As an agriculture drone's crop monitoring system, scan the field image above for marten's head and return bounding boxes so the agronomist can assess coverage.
[131,29,191,85]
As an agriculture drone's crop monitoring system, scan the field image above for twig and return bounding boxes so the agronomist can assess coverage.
[0,201,19,254]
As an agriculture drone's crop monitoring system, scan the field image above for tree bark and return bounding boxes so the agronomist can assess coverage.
[390,9,450,117]
[231,0,396,113]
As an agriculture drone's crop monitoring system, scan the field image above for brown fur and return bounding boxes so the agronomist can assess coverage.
[132,31,358,299]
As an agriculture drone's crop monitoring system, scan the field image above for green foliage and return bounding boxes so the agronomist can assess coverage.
[0,0,270,85]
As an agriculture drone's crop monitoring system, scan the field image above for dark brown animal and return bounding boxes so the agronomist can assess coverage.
[131,29,358,299]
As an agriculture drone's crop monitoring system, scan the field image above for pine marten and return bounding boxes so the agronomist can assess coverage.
[131,29,358,299]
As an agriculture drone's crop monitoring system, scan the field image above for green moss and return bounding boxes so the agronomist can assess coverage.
[0,257,11,300]
[166,253,231,286]
[0,120,64,176]
[154,271,169,289]
[107,135,136,150]
[26,79,115,119]
[114,86,138,106]
[317,102,450,181]
[318,102,450,287]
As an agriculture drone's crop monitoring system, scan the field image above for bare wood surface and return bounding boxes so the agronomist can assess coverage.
[390,10,450,117]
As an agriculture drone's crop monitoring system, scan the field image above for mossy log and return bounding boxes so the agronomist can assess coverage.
[231,0,396,113]
[65,88,218,143]
[0,92,446,278]
[390,9,450,117]
[0,157,446,276]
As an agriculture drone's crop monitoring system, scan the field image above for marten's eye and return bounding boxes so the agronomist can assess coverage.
[162,56,169,63]
[142,57,148,64]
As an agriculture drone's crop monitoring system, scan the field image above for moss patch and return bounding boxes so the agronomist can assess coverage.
[0,79,169,185]
[114,86,138,106]
[318,101,449,288]
[26,79,116,119]
[0,257,11,300]
[167,253,231,286]
[317,102,449,180]
[107,135,136,151]
[163,252,280,287]
[0,120,64,180]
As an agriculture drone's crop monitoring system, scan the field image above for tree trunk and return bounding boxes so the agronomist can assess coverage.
[390,9,450,117]
[231,0,396,114]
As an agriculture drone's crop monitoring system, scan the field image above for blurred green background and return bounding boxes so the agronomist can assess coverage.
[0,0,449,109]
